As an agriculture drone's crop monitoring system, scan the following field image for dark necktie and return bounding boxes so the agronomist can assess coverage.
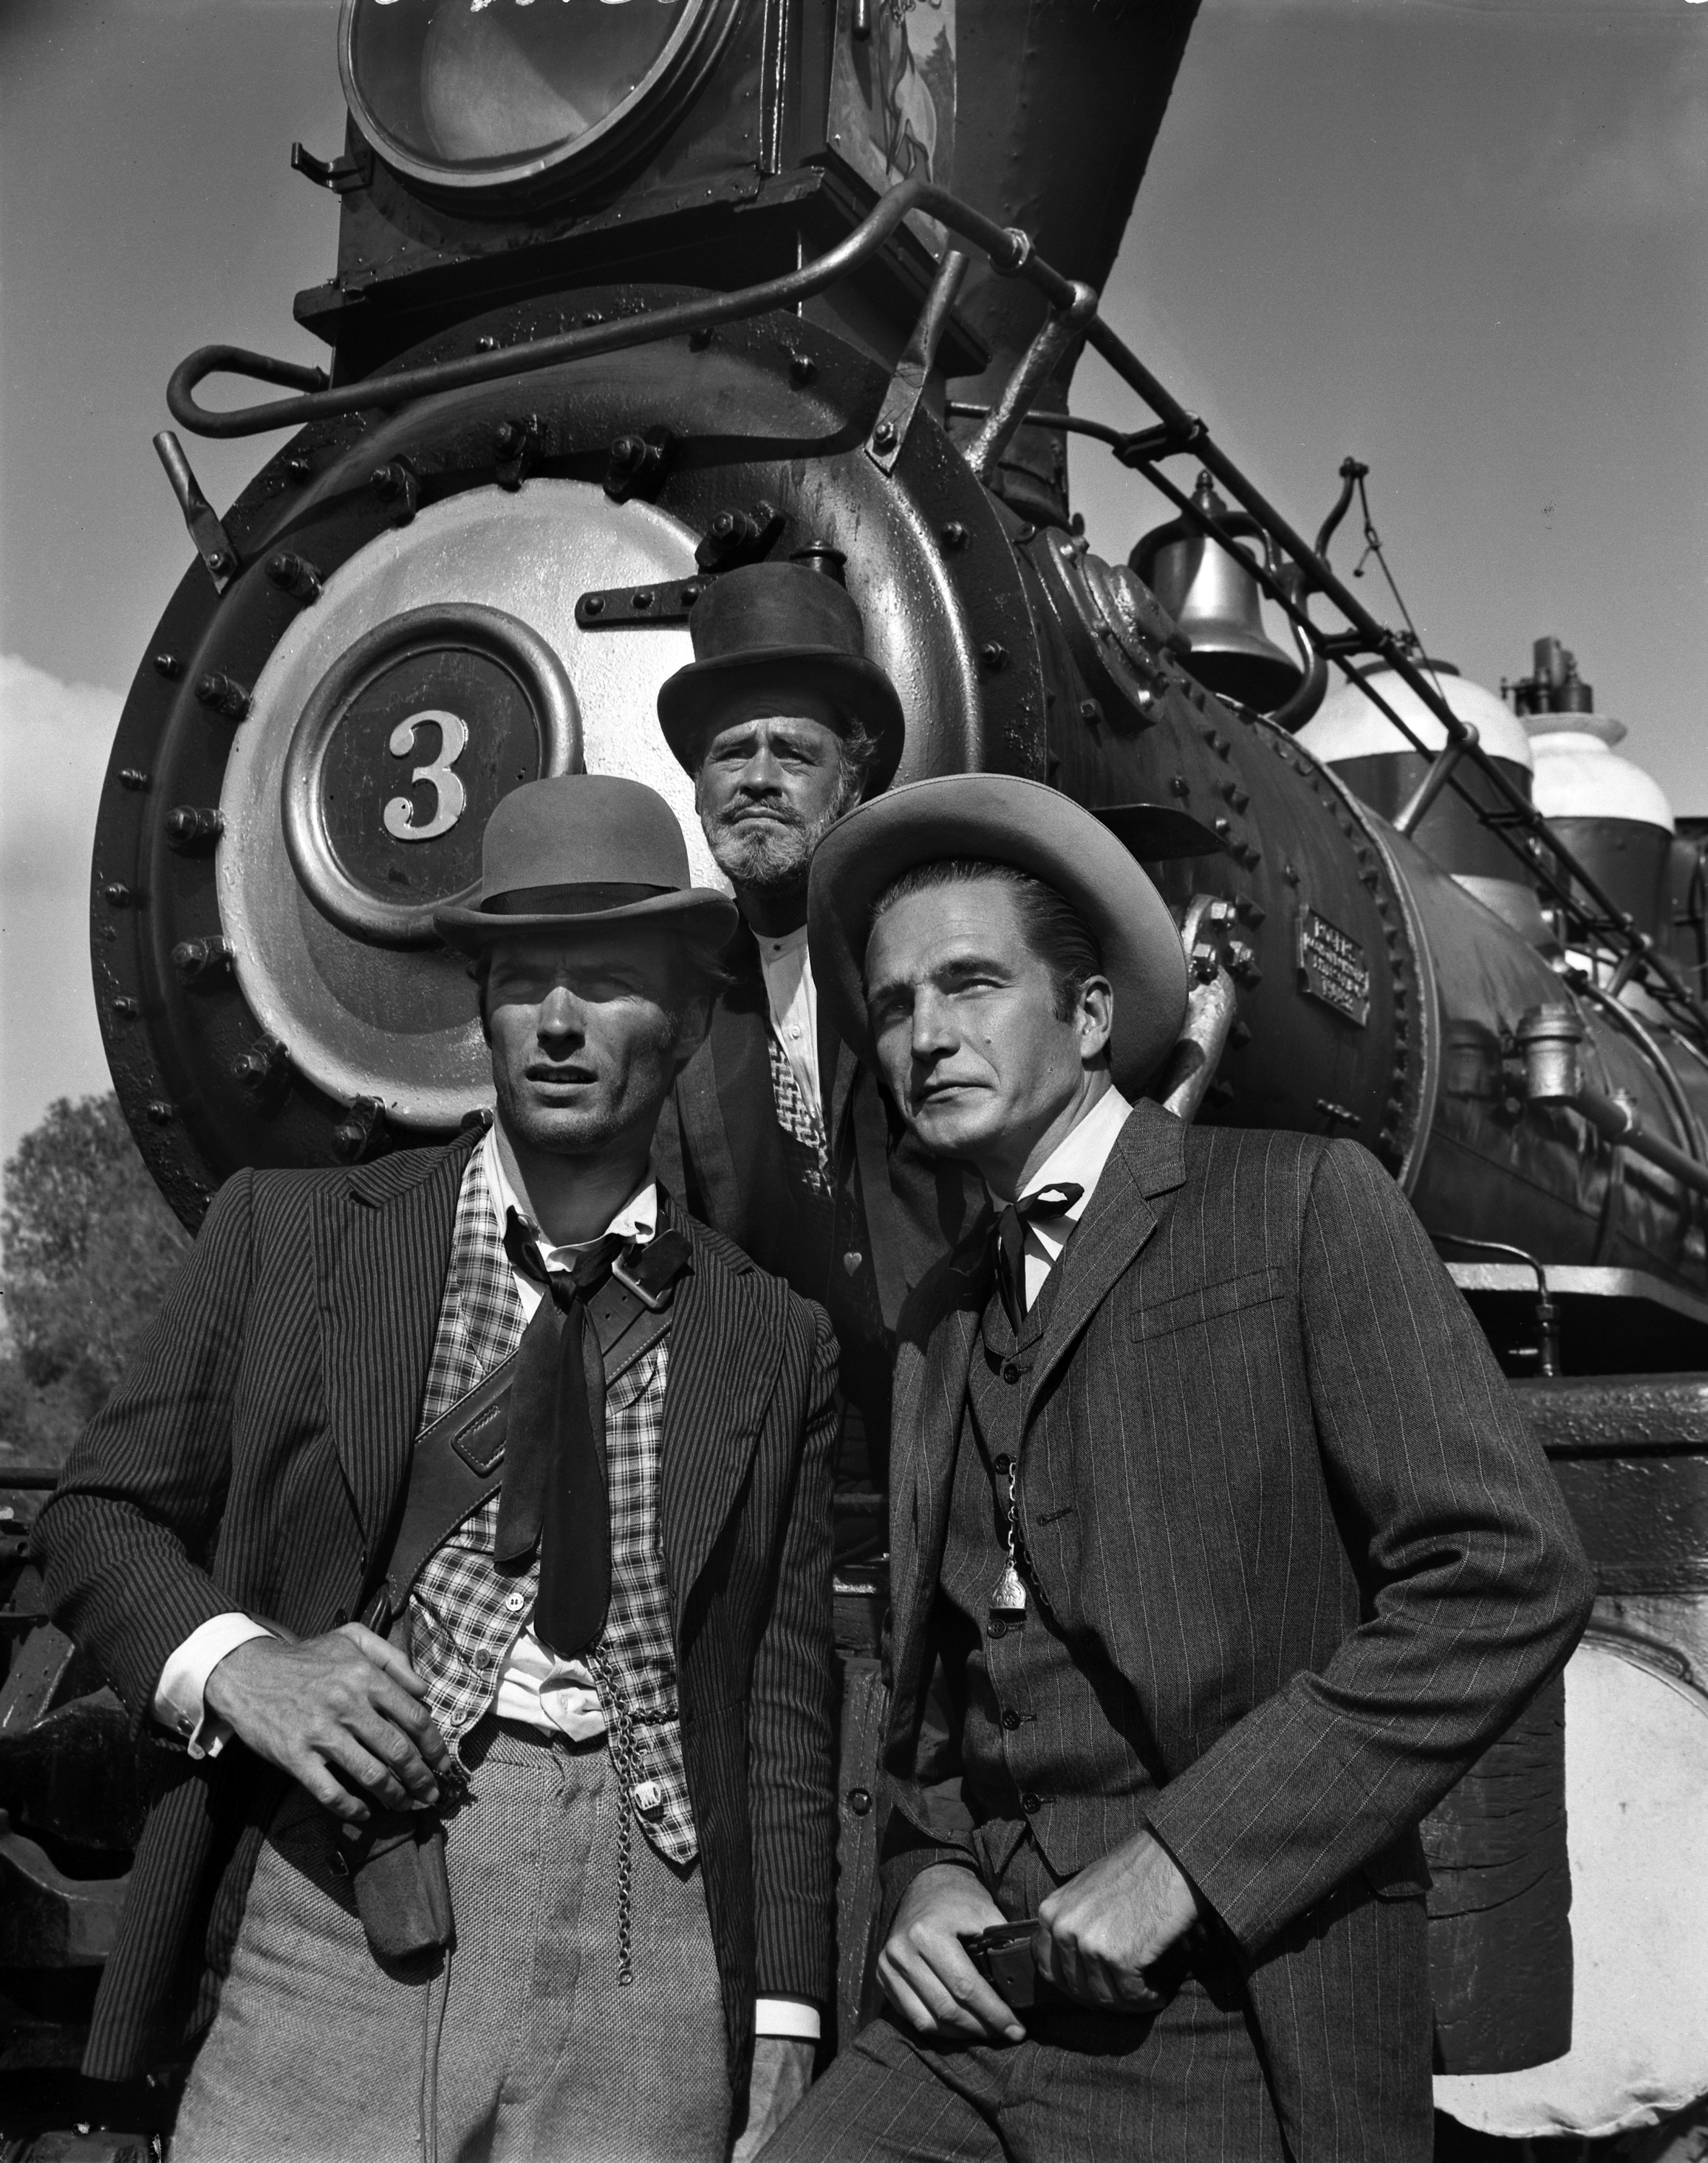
[496,1209,623,1660]
[995,1182,1085,1327]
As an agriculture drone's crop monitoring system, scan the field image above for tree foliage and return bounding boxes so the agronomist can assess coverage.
[0,1095,190,1464]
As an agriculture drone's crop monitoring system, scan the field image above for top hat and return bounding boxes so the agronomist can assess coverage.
[657,557,906,792]
[434,774,738,952]
[807,775,1189,1096]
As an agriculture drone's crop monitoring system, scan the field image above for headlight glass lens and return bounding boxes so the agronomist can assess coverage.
[348,0,695,179]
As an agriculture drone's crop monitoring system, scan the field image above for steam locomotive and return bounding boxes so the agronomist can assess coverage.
[3,1,1704,2150]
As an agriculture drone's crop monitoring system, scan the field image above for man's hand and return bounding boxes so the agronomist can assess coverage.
[1032,1827,1200,2010]
[876,1863,1027,2045]
[729,2036,814,2162]
[203,1622,450,1823]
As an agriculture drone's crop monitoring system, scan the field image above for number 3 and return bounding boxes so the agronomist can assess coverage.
[384,710,469,842]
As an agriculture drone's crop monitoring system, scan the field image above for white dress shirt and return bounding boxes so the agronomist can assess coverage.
[990,1086,1133,1309]
[151,1125,819,2039]
[756,924,823,1127]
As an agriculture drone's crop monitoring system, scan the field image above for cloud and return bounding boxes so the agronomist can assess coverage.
[0,655,122,1159]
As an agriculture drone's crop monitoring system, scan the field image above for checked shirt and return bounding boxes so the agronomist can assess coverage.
[408,1145,696,1865]
[768,1032,834,1250]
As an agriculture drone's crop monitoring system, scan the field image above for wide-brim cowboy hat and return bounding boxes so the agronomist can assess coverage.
[657,559,906,793]
[435,772,738,952]
[807,775,1189,1095]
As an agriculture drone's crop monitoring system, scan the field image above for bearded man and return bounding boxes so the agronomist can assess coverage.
[654,553,977,1523]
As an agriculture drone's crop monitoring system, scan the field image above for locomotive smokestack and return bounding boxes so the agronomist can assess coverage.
[947,0,1203,526]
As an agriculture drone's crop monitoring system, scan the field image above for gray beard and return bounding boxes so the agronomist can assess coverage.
[707,792,853,900]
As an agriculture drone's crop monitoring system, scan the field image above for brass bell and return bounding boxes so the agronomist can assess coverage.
[1130,473,1304,712]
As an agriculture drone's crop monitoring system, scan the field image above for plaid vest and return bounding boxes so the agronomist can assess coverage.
[407,1146,696,1864]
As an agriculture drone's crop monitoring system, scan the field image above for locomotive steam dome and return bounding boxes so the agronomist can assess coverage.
[1297,662,1547,935]
[1526,710,1674,831]
[1299,661,1536,771]
[1527,709,1676,946]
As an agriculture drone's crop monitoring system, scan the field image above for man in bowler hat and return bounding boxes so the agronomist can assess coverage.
[764,774,1595,2162]
[654,552,978,1524]
[34,777,837,2162]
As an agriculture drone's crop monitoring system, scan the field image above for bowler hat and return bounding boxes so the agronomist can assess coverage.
[807,775,1189,1095]
[434,774,738,952]
[657,559,906,792]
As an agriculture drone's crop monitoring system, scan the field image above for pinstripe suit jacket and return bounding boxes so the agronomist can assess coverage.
[33,1133,839,2088]
[880,1103,1595,2161]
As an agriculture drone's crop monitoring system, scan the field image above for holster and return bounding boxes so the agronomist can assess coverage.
[341,1805,453,1963]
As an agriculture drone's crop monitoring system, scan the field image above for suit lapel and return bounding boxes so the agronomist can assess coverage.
[889,1248,986,1702]
[824,1022,856,1146]
[317,1136,475,1560]
[1027,1101,1187,1410]
[658,1202,789,1614]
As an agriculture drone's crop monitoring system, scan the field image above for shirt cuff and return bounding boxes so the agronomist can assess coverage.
[753,1996,821,2041]
[153,1612,275,1760]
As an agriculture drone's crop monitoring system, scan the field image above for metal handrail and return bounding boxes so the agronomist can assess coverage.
[164,175,1708,1040]
[167,180,1066,441]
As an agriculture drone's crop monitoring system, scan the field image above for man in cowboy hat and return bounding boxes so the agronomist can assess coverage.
[655,552,978,1520]
[33,775,837,2162]
[766,774,1593,2162]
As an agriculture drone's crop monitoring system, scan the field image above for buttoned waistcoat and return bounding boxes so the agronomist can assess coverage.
[32,1134,840,2089]
[880,1102,1596,2163]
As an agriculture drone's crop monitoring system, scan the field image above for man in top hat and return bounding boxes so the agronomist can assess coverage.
[764,774,1594,2162]
[655,552,978,1521]
[33,777,838,2163]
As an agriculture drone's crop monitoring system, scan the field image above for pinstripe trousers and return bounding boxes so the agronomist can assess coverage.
[765,1824,1288,2163]
[766,1994,1287,2163]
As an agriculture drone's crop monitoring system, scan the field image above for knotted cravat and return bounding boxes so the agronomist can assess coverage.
[995,1182,1085,1327]
[496,1208,623,1660]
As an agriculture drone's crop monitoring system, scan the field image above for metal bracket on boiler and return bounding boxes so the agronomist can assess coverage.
[865,249,969,477]
[575,578,710,630]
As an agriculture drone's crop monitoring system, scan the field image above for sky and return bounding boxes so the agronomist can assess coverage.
[1,0,1704,1159]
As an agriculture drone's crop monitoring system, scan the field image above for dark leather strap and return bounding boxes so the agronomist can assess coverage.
[366,1231,692,1629]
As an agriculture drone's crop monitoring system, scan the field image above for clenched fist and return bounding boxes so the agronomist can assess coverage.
[1032,1827,1201,2010]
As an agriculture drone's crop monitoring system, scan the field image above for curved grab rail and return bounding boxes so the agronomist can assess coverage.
[167,180,1060,443]
[161,174,1708,1043]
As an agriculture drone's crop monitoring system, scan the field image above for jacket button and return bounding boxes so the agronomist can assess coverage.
[1021,1791,1041,1814]
[1001,1708,1020,1731]
[1001,1360,1020,1384]
[988,1619,1006,1640]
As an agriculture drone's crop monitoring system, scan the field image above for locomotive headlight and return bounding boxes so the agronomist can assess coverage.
[340,0,727,200]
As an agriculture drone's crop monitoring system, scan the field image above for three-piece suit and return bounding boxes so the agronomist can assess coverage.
[33,1128,838,2148]
[774,1100,1594,2163]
